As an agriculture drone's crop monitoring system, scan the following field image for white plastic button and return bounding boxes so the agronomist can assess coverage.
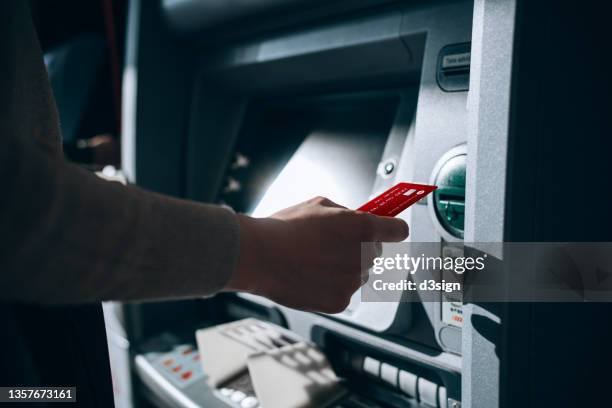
[241,396,258,408]
[362,357,381,377]
[399,370,417,397]
[293,351,312,366]
[230,391,246,403]
[439,386,448,408]
[418,377,438,407]
[380,363,399,387]
[306,348,326,364]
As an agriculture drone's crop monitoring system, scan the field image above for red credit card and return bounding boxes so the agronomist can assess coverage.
[357,182,437,217]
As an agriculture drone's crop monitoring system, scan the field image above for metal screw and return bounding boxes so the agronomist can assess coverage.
[383,161,395,175]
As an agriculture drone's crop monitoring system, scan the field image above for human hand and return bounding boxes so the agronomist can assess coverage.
[227,196,408,313]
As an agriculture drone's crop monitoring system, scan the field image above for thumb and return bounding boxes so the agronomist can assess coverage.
[369,215,409,242]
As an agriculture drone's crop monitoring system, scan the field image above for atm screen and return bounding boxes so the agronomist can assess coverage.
[219,92,399,215]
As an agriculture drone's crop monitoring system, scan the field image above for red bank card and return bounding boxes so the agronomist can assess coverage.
[357,182,437,217]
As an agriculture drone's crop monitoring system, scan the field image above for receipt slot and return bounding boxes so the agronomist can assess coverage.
[430,145,467,240]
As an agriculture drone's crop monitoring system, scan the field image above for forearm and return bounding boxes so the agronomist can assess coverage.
[0,135,239,304]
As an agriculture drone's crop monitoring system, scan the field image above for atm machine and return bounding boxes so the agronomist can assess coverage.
[115,0,612,407]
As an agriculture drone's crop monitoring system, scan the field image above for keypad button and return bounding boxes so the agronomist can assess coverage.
[418,377,438,407]
[241,396,258,408]
[399,370,417,397]
[230,391,246,403]
[363,357,381,377]
[380,363,399,387]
